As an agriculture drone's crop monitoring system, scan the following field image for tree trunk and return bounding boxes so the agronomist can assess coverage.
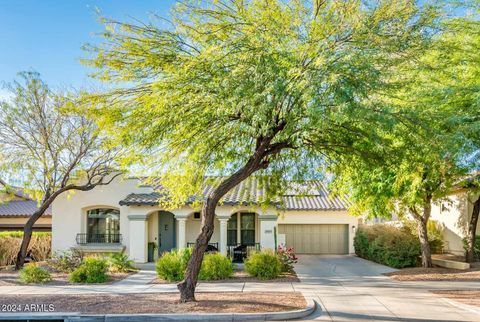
[416,215,432,268]
[15,192,56,270]
[177,137,279,302]
[177,168,261,302]
[466,195,480,263]
[15,209,45,269]
[411,198,433,268]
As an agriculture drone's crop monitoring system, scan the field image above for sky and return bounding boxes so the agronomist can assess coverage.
[0,0,177,96]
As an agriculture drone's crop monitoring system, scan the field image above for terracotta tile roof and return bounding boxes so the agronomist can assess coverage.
[0,199,52,217]
[120,177,350,210]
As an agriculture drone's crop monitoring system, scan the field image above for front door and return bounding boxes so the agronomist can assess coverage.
[158,211,176,254]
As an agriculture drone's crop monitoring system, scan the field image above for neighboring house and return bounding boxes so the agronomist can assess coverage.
[430,188,480,256]
[52,176,358,263]
[0,185,52,231]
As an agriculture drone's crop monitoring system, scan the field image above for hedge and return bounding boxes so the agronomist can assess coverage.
[0,231,51,266]
[354,225,420,268]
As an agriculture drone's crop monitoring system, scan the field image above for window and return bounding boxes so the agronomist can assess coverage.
[87,208,120,243]
[227,214,237,246]
[241,213,256,245]
[193,212,201,219]
[227,212,256,246]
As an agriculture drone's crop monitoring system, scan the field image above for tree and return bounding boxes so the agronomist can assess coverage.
[331,16,480,268]
[83,0,446,301]
[430,17,480,263]
[460,175,480,263]
[0,72,122,269]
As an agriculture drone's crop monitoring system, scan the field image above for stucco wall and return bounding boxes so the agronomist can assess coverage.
[52,176,357,257]
[0,217,51,225]
[431,192,480,255]
[52,177,152,253]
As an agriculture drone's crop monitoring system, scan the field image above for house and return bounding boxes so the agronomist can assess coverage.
[0,181,52,231]
[430,182,479,256]
[51,176,358,262]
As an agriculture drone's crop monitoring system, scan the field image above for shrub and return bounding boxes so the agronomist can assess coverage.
[277,245,298,272]
[463,235,480,261]
[199,253,233,280]
[69,257,108,283]
[245,250,282,280]
[155,248,192,281]
[19,263,52,284]
[401,220,444,254]
[354,225,420,268]
[0,232,51,266]
[48,250,82,273]
[108,251,136,273]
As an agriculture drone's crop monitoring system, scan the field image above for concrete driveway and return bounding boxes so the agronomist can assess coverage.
[294,255,480,321]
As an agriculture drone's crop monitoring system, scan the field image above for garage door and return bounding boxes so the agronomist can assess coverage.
[278,224,348,254]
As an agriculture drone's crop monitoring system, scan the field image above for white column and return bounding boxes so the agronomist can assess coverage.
[258,215,278,250]
[218,217,229,255]
[176,217,187,250]
[127,214,148,263]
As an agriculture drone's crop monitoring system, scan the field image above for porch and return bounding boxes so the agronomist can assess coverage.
[131,209,277,263]
[71,206,277,263]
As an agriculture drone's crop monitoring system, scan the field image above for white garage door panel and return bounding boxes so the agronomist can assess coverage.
[278,224,348,254]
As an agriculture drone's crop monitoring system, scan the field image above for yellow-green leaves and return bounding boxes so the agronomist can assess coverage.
[82,0,460,206]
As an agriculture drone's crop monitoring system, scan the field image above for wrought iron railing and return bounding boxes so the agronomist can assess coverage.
[186,242,219,251]
[227,243,261,262]
[76,233,122,245]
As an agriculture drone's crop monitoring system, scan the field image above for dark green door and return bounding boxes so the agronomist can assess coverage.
[158,211,176,254]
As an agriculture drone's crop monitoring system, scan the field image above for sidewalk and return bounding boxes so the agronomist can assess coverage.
[0,270,299,295]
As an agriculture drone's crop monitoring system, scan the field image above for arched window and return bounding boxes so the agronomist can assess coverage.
[87,208,120,243]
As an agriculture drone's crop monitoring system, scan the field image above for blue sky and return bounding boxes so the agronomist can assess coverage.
[0,0,177,95]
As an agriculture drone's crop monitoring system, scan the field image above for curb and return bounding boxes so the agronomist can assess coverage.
[0,298,316,321]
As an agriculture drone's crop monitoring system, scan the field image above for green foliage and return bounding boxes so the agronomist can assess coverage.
[0,231,51,238]
[155,248,192,282]
[463,236,480,261]
[277,245,298,272]
[82,0,448,209]
[354,225,420,268]
[156,249,233,281]
[48,251,83,273]
[198,253,233,280]
[69,257,109,283]
[108,251,136,273]
[401,220,444,254]
[245,250,282,280]
[19,263,52,284]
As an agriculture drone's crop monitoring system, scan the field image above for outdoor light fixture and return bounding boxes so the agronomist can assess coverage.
[352,225,356,234]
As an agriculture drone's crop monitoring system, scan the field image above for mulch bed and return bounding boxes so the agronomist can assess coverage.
[384,266,480,281]
[432,290,480,308]
[0,292,306,314]
[0,270,133,286]
[151,270,300,284]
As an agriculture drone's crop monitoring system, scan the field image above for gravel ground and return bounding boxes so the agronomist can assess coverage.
[152,270,300,284]
[432,290,480,307]
[384,266,480,281]
[0,292,306,314]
